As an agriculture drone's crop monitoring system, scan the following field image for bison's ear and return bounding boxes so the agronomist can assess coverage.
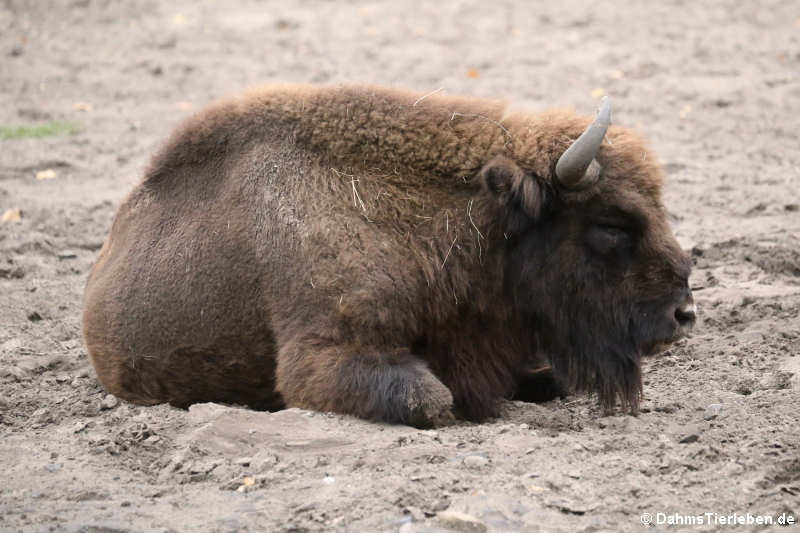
[479,155,545,232]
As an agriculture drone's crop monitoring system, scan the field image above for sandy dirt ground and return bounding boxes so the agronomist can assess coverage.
[1,1,799,531]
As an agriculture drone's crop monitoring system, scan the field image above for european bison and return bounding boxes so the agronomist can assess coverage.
[83,85,696,427]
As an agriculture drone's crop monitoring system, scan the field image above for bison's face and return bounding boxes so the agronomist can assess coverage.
[479,113,695,410]
[508,188,695,409]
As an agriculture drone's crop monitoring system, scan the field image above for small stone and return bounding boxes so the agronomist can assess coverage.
[436,510,488,533]
[759,372,792,391]
[56,250,77,259]
[735,380,754,396]
[322,476,335,484]
[0,266,25,279]
[234,457,252,466]
[462,455,489,469]
[55,374,70,383]
[1,207,22,223]
[402,506,426,522]
[100,395,119,410]
[32,408,53,426]
[35,169,57,180]
[142,435,161,446]
[27,311,42,322]
[295,502,317,514]
[45,463,62,473]
[679,434,700,444]
[703,403,723,420]
[285,440,312,447]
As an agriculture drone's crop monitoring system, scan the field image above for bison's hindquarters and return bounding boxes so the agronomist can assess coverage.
[82,190,284,411]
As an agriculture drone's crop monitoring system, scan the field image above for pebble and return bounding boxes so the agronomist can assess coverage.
[57,250,77,259]
[236,476,257,492]
[462,455,488,469]
[735,382,754,396]
[32,407,53,425]
[0,266,25,279]
[100,395,119,410]
[402,506,426,522]
[703,403,723,420]
[3,366,25,381]
[295,503,317,514]
[436,510,488,533]
[679,434,700,444]
[285,440,312,447]
[759,372,792,391]
[142,435,161,446]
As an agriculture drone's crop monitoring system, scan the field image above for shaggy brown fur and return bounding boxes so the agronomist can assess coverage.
[83,85,694,426]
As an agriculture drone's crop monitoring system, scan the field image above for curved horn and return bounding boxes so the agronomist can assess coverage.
[555,97,612,188]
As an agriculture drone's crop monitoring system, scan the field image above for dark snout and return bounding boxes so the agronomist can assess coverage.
[641,284,697,356]
[673,287,697,337]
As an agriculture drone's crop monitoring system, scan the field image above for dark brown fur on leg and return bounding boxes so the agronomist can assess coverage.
[276,338,454,428]
[512,366,568,403]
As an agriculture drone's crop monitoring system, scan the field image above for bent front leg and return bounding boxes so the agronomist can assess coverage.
[276,338,453,427]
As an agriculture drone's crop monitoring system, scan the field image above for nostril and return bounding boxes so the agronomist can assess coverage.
[675,304,697,328]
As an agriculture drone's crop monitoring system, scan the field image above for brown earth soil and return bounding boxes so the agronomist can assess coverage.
[1,1,799,531]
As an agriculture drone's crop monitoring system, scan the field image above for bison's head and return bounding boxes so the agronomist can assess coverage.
[480,99,695,411]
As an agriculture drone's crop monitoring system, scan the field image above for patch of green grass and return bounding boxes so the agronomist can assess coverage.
[0,120,82,140]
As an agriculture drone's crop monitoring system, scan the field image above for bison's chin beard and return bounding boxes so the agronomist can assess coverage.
[552,340,644,414]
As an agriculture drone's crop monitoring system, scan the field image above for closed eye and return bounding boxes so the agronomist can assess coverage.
[586,225,633,255]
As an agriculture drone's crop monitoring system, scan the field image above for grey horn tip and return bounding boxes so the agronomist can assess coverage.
[554,96,614,189]
[598,96,612,124]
